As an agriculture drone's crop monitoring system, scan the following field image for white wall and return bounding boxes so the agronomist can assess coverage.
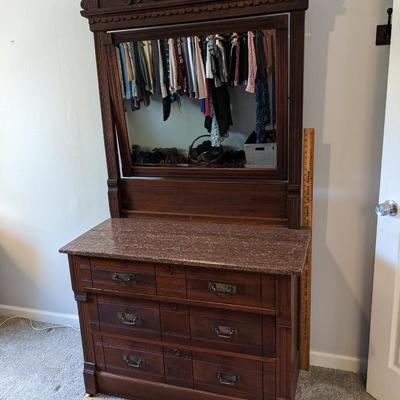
[304,0,392,371]
[0,0,392,370]
[0,1,109,320]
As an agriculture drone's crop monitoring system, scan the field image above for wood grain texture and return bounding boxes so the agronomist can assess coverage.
[193,352,264,400]
[288,11,306,229]
[93,32,121,217]
[119,178,288,223]
[72,0,309,398]
[187,269,262,308]
[81,0,309,32]
[96,370,246,400]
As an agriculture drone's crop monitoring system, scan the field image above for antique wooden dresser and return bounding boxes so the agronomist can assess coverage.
[60,1,311,399]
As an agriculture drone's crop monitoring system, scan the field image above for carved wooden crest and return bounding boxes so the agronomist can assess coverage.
[81,0,308,31]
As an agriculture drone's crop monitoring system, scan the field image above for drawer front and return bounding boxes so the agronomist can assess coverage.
[91,258,156,295]
[193,353,263,400]
[262,275,276,310]
[97,295,161,340]
[187,269,262,307]
[164,348,193,388]
[190,307,263,356]
[101,337,164,383]
[160,303,190,344]
[156,265,186,298]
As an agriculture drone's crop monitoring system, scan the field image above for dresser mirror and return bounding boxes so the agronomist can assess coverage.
[107,15,289,179]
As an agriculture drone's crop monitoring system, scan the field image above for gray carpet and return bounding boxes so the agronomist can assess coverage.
[0,317,374,400]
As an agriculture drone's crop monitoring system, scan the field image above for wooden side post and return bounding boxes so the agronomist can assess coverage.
[300,128,315,371]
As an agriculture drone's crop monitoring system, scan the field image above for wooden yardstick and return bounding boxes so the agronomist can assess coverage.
[300,128,315,371]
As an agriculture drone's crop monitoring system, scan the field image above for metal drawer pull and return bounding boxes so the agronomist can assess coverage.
[111,273,136,285]
[208,282,237,297]
[216,372,240,386]
[118,312,141,326]
[123,355,144,369]
[215,325,237,339]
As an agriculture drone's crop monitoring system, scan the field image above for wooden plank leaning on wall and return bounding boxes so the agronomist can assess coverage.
[300,128,315,370]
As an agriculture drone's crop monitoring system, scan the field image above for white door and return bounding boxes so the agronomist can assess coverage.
[367,3,400,399]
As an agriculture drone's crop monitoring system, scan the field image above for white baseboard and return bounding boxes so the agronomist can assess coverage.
[311,350,367,374]
[0,304,79,329]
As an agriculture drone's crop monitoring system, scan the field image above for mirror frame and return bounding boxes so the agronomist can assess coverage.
[107,15,288,180]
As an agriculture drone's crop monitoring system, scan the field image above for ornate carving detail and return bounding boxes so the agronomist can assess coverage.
[88,0,300,26]
[81,0,89,10]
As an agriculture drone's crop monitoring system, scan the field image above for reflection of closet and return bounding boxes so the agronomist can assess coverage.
[61,1,311,400]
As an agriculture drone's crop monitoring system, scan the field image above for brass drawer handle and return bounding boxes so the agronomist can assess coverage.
[216,372,240,386]
[215,325,237,339]
[123,354,144,369]
[111,273,136,285]
[118,312,142,326]
[208,282,237,297]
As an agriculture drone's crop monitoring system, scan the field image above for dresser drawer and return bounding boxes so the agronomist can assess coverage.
[91,258,156,295]
[187,269,262,307]
[100,337,165,383]
[164,347,193,388]
[97,295,161,340]
[160,303,190,344]
[190,307,269,356]
[193,353,263,400]
[156,265,186,298]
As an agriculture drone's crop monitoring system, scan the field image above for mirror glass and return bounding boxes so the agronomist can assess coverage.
[116,30,279,169]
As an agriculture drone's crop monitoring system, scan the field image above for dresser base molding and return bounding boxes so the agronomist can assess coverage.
[97,371,255,400]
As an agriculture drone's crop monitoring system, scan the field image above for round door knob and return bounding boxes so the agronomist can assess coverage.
[375,200,398,217]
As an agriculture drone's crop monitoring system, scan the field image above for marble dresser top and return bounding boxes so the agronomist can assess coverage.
[60,217,311,275]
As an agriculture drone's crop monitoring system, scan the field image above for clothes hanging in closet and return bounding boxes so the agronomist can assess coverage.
[115,30,276,146]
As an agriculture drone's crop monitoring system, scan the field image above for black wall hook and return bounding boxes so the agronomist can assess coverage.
[376,8,393,46]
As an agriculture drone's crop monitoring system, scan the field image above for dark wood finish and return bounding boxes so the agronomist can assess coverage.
[112,14,288,43]
[97,295,161,340]
[193,352,263,400]
[67,252,302,399]
[69,0,310,398]
[156,265,187,298]
[288,11,306,229]
[160,303,191,344]
[97,371,249,400]
[91,258,156,296]
[164,348,194,388]
[84,1,308,227]
[81,0,309,32]
[93,32,121,218]
[98,337,165,382]
[187,269,262,308]
[119,178,288,224]
[190,307,265,356]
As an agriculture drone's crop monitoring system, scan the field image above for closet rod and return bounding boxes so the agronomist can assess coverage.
[111,14,288,44]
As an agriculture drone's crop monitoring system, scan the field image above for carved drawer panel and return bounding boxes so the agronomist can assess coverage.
[91,258,156,295]
[190,307,275,357]
[163,347,193,389]
[160,302,190,344]
[99,337,165,383]
[97,295,161,340]
[156,265,186,298]
[187,269,262,307]
[193,352,263,400]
